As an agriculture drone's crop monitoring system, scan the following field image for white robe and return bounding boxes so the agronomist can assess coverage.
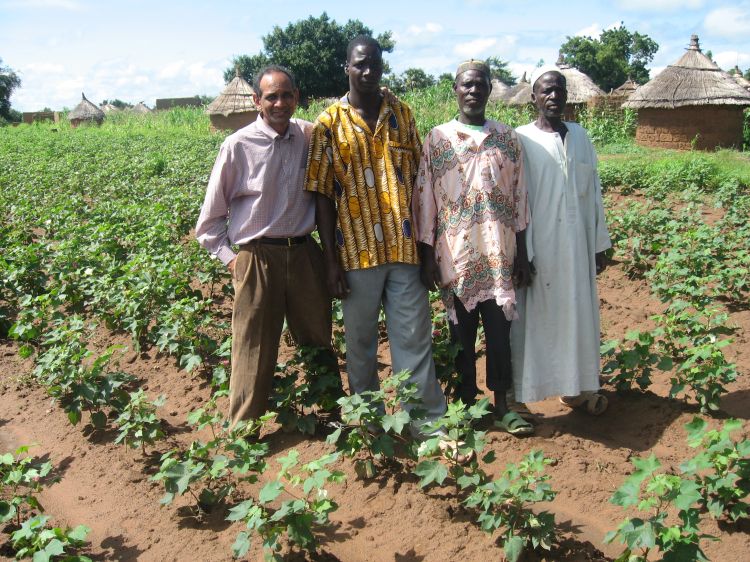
[511,122,611,403]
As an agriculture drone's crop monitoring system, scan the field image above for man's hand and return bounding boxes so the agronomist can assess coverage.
[512,256,533,288]
[325,258,350,299]
[595,251,608,275]
[418,243,441,291]
[227,257,237,275]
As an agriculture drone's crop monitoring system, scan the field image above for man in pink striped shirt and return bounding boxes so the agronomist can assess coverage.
[196,65,341,426]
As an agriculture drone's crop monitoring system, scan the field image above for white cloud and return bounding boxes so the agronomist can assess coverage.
[705,7,750,39]
[616,0,704,11]
[574,21,621,38]
[406,22,442,35]
[713,51,750,71]
[22,62,65,74]
[454,38,497,58]
[159,61,185,80]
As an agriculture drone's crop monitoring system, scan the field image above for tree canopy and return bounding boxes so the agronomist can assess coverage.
[225,13,394,100]
[0,58,22,121]
[383,68,435,94]
[485,57,516,86]
[559,24,658,92]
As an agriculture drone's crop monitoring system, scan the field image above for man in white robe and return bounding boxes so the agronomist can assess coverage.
[511,65,611,414]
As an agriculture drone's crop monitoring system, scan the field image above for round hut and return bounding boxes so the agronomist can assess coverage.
[206,68,258,132]
[132,102,152,114]
[69,93,105,127]
[100,102,118,113]
[623,35,750,150]
[489,78,510,102]
[729,66,750,92]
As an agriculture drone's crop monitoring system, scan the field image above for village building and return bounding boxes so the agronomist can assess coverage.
[22,111,60,124]
[155,96,202,110]
[68,93,105,127]
[205,69,258,132]
[488,78,510,102]
[623,35,750,150]
[729,66,750,92]
[132,102,152,114]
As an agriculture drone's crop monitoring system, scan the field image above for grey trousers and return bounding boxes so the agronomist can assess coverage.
[342,263,447,428]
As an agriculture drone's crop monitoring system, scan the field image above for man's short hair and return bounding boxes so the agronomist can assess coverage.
[253,64,297,95]
[346,35,382,62]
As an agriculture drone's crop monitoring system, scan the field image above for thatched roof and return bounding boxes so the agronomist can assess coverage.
[69,92,105,122]
[100,103,118,113]
[206,68,257,116]
[729,66,750,91]
[623,36,750,109]
[132,102,152,114]
[489,79,511,102]
[613,78,639,96]
[506,61,604,106]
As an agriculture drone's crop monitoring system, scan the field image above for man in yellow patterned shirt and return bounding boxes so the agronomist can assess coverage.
[306,35,447,433]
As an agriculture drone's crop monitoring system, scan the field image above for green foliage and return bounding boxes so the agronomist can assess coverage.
[10,515,91,561]
[606,454,714,561]
[463,450,557,562]
[152,415,271,511]
[0,57,22,121]
[326,371,421,479]
[560,23,658,91]
[601,331,673,392]
[429,308,461,396]
[113,390,166,453]
[485,56,516,85]
[269,346,343,435]
[681,417,750,521]
[414,399,491,492]
[383,68,436,94]
[227,451,344,561]
[0,447,53,527]
[226,12,393,100]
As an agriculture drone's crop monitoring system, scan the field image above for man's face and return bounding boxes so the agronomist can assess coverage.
[532,72,567,119]
[454,69,491,120]
[345,44,383,95]
[252,71,298,133]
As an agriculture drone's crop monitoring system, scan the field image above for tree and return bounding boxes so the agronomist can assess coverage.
[101,99,132,109]
[225,13,394,100]
[559,23,658,92]
[0,58,22,121]
[485,57,516,86]
[401,68,435,91]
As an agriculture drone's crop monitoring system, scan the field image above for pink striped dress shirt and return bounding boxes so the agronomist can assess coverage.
[196,115,315,265]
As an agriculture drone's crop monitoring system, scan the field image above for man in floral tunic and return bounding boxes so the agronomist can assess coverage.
[412,60,533,435]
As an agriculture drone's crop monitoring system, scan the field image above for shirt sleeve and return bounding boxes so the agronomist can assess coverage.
[195,141,238,265]
[411,131,438,246]
[304,111,335,199]
[511,131,530,233]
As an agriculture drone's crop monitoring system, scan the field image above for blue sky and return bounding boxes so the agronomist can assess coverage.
[2,0,750,111]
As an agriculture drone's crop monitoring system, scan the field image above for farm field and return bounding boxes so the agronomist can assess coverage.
[1,99,750,562]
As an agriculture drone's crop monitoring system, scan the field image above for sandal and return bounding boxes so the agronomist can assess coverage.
[438,438,474,465]
[559,392,608,416]
[495,411,535,436]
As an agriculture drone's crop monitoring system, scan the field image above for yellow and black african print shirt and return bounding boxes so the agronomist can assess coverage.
[305,88,422,271]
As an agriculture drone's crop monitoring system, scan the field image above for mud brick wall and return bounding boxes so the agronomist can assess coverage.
[635,106,745,150]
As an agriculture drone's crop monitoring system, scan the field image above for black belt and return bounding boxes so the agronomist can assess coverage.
[254,236,308,246]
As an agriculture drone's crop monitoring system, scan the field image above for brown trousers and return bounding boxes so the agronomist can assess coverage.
[230,238,337,424]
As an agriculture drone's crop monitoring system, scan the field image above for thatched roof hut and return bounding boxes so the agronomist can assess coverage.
[613,78,639,96]
[729,66,750,91]
[206,68,258,132]
[68,93,105,127]
[132,102,152,114]
[623,35,750,150]
[100,103,118,113]
[489,79,511,102]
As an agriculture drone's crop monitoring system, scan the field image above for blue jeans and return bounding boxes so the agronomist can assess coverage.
[342,263,447,429]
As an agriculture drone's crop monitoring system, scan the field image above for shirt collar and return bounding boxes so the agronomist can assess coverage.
[255,113,295,140]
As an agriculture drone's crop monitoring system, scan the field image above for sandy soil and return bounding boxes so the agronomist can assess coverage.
[1,255,749,562]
